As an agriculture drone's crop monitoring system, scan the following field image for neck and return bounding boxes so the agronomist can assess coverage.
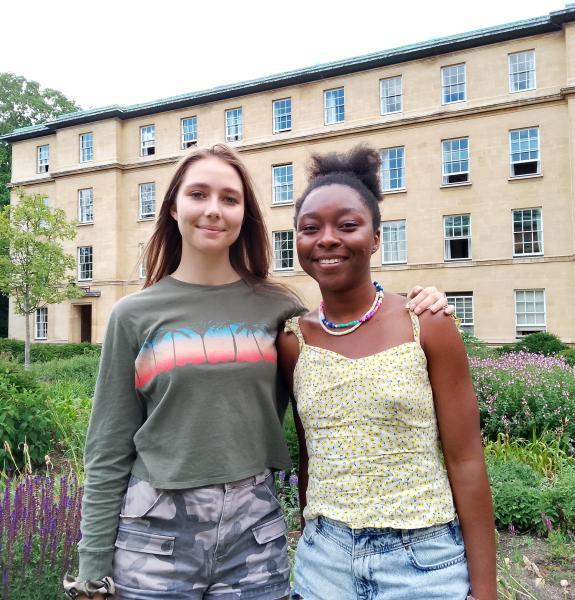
[171,246,240,286]
[320,279,378,323]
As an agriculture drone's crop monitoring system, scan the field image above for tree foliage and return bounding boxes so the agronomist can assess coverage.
[0,189,83,367]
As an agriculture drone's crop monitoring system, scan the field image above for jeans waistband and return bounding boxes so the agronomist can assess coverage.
[224,469,272,490]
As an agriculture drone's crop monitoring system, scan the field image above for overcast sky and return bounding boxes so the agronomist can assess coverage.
[1,0,567,110]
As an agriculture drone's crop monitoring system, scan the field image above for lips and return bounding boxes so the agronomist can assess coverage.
[314,256,348,264]
[198,225,225,232]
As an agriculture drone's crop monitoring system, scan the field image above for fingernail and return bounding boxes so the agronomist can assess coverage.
[415,307,422,315]
[405,303,411,310]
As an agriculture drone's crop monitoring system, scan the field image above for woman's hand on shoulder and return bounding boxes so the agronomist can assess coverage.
[406,285,454,316]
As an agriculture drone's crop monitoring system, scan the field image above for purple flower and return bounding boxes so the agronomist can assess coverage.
[289,474,299,487]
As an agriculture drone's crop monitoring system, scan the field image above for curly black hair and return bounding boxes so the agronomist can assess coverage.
[294,145,382,230]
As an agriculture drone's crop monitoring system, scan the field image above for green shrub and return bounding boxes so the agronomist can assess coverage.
[498,332,568,356]
[283,405,299,469]
[0,338,101,363]
[461,331,495,358]
[544,465,575,531]
[0,358,38,391]
[31,354,100,398]
[559,348,575,366]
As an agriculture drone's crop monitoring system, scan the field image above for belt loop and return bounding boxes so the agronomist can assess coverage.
[254,469,270,485]
[401,529,411,547]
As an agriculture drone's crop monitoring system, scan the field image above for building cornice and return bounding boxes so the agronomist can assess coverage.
[1,7,574,144]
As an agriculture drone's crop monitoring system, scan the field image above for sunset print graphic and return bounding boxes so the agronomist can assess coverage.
[134,321,276,388]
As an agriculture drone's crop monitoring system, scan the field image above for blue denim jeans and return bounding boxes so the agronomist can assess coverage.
[292,516,470,600]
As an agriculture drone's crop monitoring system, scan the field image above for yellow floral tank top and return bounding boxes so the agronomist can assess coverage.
[284,312,456,529]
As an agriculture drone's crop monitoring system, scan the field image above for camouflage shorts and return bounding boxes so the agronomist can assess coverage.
[112,470,290,600]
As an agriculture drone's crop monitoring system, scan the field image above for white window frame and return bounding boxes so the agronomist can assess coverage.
[273,98,292,133]
[225,108,243,142]
[78,188,94,224]
[441,63,466,105]
[324,87,345,125]
[139,242,147,279]
[78,246,93,281]
[380,76,403,114]
[381,220,407,264]
[181,116,198,149]
[512,208,543,257]
[272,164,293,204]
[140,125,155,156]
[442,138,470,185]
[509,50,536,93]
[37,145,49,173]
[446,293,474,335]
[35,307,48,340]
[139,182,156,220]
[272,230,294,271]
[381,146,405,191]
[444,214,471,261]
[79,132,93,163]
[515,289,546,336]
[509,127,540,178]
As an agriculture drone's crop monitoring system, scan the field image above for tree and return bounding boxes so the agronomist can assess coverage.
[0,189,83,368]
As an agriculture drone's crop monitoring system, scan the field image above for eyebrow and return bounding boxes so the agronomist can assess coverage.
[299,207,364,219]
[181,183,242,195]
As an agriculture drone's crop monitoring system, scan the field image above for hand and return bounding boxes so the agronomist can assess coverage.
[406,286,454,316]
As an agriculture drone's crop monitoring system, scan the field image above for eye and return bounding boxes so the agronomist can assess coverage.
[340,221,358,229]
[299,224,318,233]
[189,190,205,200]
[223,196,239,205]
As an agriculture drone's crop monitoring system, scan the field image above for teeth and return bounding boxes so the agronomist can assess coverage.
[318,258,344,264]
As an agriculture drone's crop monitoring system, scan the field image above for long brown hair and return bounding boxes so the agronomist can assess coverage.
[143,144,271,288]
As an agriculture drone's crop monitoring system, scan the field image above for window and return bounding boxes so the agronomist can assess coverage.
[515,289,546,336]
[35,307,48,340]
[78,188,94,224]
[272,164,293,204]
[273,98,292,132]
[444,215,471,261]
[140,125,155,156]
[446,293,474,335]
[509,127,540,177]
[442,138,469,185]
[37,145,49,173]
[139,182,156,219]
[225,108,243,142]
[181,117,198,148]
[79,132,93,162]
[441,64,466,104]
[78,246,93,281]
[380,76,402,114]
[381,220,406,264]
[139,242,147,279]
[509,50,536,92]
[381,147,405,191]
[272,231,294,271]
[513,208,543,256]
[324,87,345,124]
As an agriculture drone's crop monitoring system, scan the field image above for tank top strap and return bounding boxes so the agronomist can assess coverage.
[408,311,421,344]
[284,316,305,350]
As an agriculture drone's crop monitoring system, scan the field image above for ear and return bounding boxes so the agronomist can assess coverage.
[371,227,381,255]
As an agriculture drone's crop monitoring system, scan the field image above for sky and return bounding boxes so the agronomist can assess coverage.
[0,0,568,111]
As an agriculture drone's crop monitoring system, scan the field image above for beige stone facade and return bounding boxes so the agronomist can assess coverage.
[4,8,575,345]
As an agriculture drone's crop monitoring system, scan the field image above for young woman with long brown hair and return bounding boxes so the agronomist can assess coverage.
[64,144,452,600]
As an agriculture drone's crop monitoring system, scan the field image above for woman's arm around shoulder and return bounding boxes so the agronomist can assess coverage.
[419,312,497,600]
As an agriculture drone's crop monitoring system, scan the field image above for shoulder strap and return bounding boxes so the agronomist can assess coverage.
[284,316,305,350]
[408,311,421,344]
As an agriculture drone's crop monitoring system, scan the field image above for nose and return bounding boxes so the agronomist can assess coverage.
[317,225,341,249]
[203,194,221,219]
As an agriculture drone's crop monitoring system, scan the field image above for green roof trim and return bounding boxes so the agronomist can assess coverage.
[2,6,574,143]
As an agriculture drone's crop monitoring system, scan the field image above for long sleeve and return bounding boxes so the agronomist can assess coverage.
[78,305,145,580]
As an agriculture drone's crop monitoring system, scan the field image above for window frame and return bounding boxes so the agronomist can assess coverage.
[442,137,470,185]
[515,289,546,337]
[37,144,50,173]
[77,246,93,281]
[381,220,407,265]
[272,164,294,205]
[443,214,472,261]
[509,127,540,178]
[272,230,294,271]
[381,146,405,191]
[323,87,345,125]
[512,207,544,257]
[225,107,243,142]
[380,76,403,115]
[441,63,467,105]
[139,242,147,279]
[272,98,292,133]
[181,116,198,149]
[139,182,156,220]
[79,132,94,163]
[140,124,156,156]
[508,50,536,93]
[78,188,94,224]
[35,307,48,340]
[446,293,474,335]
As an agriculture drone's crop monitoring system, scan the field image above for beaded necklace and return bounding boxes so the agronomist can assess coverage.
[319,281,384,336]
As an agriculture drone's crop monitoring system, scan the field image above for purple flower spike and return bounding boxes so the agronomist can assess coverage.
[289,474,299,487]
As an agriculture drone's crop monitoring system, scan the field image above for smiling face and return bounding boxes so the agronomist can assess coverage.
[170,156,245,259]
[296,184,380,292]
